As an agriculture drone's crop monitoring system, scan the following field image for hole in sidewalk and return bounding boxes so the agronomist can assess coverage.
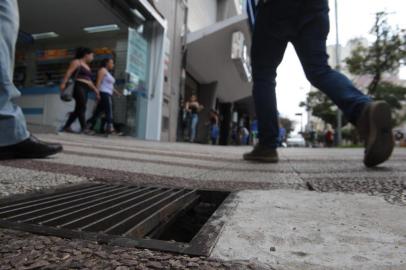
[0,184,233,256]
[151,190,229,243]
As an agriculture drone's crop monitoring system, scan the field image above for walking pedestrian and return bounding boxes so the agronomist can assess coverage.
[325,127,334,148]
[0,0,62,159]
[251,118,259,145]
[87,58,119,134]
[208,109,220,145]
[241,126,250,145]
[185,95,203,143]
[243,0,394,167]
[60,47,100,133]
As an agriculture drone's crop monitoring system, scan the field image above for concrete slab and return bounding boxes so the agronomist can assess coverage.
[196,170,302,185]
[211,190,406,270]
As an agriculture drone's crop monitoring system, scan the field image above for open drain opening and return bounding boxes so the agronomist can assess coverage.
[151,191,229,243]
[0,184,234,256]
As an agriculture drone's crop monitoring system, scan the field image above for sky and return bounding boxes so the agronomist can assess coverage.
[276,0,406,133]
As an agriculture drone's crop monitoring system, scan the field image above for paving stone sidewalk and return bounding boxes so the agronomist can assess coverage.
[0,133,405,270]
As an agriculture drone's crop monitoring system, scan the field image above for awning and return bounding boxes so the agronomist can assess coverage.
[186,14,252,103]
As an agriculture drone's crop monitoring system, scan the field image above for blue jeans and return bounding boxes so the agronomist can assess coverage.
[189,114,198,142]
[0,0,30,146]
[210,124,219,144]
[252,0,371,148]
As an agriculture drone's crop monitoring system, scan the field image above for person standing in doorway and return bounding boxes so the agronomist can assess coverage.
[60,47,100,133]
[87,58,120,134]
[325,127,334,147]
[251,118,259,145]
[243,0,394,167]
[185,95,203,143]
[208,109,220,145]
[0,0,62,159]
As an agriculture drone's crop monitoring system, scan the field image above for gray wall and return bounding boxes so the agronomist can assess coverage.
[151,0,241,142]
[153,0,185,142]
[217,0,241,21]
[187,0,218,32]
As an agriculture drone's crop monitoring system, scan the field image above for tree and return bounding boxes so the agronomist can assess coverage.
[346,12,406,95]
[301,12,406,128]
[299,92,347,128]
[279,117,295,137]
[345,12,406,124]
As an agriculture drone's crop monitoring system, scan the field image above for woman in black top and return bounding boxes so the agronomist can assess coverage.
[185,95,203,142]
[209,109,220,145]
[60,47,100,133]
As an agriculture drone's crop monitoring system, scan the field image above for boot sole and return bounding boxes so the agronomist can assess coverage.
[0,148,62,160]
[243,155,279,163]
[364,102,394,167]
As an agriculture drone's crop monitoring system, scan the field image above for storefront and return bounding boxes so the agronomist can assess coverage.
[15,0,167,140]
[185,14,253,144]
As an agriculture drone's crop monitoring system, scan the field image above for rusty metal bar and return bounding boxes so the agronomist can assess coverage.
[0,183,232,257]
[0,184,106,211]
[125,190,199,238]
[0,185,112,218]
[104,189,189,235]
[3,186,127,221]
[79,189,177,232]
[23,187,145,224]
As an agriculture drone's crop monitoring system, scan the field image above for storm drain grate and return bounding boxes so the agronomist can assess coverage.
[0,184,234,256]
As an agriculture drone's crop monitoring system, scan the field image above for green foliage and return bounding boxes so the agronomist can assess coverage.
[345,12,406,95]
[279,117,295,136]
[299,91,347,128]
[301,12,406,129]
[374,82,406,110]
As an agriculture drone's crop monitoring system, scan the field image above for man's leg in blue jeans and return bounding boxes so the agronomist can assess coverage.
[0,0,30,147]
[250,7,289,149]
[0,0,62,159]
[291,8,394,167]
[292,10,371,124]
[243,3,287,162]
[244,0,394,166]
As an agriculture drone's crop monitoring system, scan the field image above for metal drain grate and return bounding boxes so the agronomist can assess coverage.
[0,184,234,256]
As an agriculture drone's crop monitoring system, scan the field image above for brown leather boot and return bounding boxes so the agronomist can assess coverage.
[243,144,279,163]
[357,101,394,167]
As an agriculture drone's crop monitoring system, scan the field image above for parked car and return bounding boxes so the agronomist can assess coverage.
[286,134,306,147]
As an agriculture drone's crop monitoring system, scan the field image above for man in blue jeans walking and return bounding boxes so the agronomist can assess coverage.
[243,0,394,167]
[0,0,62,159]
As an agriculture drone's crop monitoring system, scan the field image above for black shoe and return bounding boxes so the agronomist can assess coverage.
[62,127,75,133]
[357,101,394,167]
[0,135,63,160]
[243,144,279,163]
[83,129,96,136]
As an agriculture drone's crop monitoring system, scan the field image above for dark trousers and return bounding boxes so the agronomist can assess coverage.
[252,0,371,148]
[88,92,113,130]
[64,81,89,131]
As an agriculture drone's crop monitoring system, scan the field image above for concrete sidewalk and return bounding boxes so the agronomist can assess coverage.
[0,133,405,269]
[211,190,406,270]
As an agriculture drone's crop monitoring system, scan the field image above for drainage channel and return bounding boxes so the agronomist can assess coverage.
[0,183,234,256]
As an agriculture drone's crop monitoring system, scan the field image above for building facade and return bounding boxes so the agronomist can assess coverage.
[14,0,251,143]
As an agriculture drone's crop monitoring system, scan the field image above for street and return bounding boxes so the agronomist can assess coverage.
[0,133,405,270]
